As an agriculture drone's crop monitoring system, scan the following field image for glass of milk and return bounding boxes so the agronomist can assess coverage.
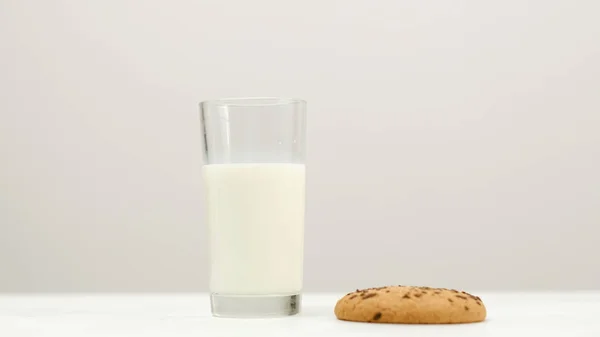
[200,97,307,318]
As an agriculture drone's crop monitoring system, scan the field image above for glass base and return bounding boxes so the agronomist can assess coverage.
[210,293,301,318]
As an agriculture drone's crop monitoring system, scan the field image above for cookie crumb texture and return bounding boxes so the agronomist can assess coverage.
[334,286,486,324]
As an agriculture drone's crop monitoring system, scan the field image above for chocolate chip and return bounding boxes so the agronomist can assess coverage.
[385,290,390,293]
[373,312,382,320]
[422,291,428,294]
[363,293,377,300]
[456,295,467,300]
[476,301,482,306]
[451,290,458,293]
[403,294,411,299]
[414,293,422,298]
[464,306,469,311]
[448,298,454,303]
[349,295,357,299]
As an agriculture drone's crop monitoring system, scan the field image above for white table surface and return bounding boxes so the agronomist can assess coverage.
[1,293,599,336]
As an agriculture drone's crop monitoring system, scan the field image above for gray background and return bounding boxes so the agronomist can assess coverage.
[1,0,599,292]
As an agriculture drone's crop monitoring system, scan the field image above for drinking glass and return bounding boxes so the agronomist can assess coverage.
[200,97,307,317]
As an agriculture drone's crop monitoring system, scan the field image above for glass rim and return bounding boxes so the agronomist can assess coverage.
[200,97,306,108]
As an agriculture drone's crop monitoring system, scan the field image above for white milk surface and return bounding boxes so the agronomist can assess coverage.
[203,163,305,295]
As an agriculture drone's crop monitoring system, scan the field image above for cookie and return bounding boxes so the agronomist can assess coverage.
[334,286,486,324]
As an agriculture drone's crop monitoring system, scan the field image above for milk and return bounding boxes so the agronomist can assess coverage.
[203,163,305,295]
